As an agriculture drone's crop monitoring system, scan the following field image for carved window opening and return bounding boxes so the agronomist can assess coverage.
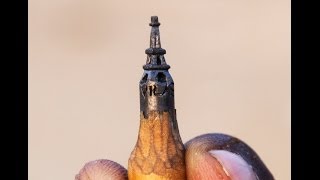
[141,74,148,83]
[156,56,161,65]
[146,56,151,64]
[157,72,166,83]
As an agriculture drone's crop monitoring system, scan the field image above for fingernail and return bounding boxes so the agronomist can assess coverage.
[209,150,258,180]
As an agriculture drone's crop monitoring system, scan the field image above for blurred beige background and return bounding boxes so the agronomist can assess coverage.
[29,0,290,179]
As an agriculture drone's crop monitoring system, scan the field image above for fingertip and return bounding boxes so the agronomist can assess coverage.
[185,133,274,180]
[75,159,128,180]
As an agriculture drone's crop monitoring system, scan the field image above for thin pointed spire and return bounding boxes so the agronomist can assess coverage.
[149,16,161,48]
[145,16,166,55]
[144,16,170,70]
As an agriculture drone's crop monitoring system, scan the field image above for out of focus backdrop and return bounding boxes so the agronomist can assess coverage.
[29,0,290,179]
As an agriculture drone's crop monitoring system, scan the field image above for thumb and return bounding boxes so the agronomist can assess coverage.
[185,133,274,180]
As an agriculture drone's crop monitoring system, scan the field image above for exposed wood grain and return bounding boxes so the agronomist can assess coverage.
[128,110,186,180]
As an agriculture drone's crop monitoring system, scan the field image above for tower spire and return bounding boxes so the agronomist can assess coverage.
[148,16,162,49]
[143,16,170,70]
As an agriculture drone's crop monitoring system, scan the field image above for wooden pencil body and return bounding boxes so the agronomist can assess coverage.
[128,111,186,180]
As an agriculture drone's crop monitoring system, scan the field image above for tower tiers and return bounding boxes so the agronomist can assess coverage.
[140,16,174,117]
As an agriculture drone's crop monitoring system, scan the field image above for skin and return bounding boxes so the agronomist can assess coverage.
[75,159,128,180]
[75,133,274,180]
[185,133,274,180]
